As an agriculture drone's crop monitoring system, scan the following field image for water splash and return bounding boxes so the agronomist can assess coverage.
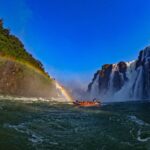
[55,81,73,102]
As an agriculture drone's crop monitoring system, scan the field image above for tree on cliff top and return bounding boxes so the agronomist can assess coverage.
[0,19,49,77]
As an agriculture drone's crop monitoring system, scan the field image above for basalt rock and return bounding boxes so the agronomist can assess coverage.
[88,46,150,101]
[0,57,58,98]
[0,19,59,99]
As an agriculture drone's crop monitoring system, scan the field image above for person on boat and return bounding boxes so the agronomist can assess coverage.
[93,98,97,102]
[75,100,79,103]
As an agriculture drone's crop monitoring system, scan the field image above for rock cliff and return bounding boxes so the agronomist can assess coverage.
[88,46,150,101]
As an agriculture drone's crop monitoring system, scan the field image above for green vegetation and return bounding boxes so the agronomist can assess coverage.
[0,19,57,98]
[0,19,48,76]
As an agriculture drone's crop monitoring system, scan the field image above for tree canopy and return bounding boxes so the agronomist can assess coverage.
[0,19,49,77]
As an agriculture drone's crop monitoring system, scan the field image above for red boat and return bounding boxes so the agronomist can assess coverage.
[73,100,101,107]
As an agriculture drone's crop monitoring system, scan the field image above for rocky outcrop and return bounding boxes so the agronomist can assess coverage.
[88,46,150,101]
[0,19,73,102]
[0,57,58,98]
[0,19,62,99]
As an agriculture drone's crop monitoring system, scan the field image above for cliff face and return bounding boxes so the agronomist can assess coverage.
[0,19,47,76]
[0,19,59,98]
[0,57,58,98]
[88,46,150,101]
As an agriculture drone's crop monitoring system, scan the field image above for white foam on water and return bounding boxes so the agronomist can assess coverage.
[128,115,149,126]
[0,95,48,102]
[3,123,44,144]
[49,142,59,145]
[128,115,150,142]
[0,95,72,104]
[137,129,150,142]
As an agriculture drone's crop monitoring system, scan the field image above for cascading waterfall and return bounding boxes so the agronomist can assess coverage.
[133,67,143,99]
[90,74,100,99]
[108,64,118,95]
[113,61,137,100]
[88,46,150,101]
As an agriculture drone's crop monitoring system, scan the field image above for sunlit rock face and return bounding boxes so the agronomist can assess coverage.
[0,19,72,102]
[88,46,150,101]
[0,57,58,98]
[0,58,72,102]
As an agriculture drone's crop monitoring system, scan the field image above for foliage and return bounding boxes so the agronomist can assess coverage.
[0,19,49,77]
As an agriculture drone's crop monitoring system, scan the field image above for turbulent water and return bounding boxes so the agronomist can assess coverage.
[0,99,150,150]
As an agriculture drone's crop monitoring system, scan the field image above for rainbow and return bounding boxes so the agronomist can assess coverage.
[0,56,73,102]
[55,81,73,102]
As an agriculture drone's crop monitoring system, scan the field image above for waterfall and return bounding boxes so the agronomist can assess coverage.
[90,74,100,99]
[133,67,143,99]
[108,64,118,94]
[88,46,150,101]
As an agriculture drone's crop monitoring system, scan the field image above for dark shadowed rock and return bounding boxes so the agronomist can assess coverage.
[88,46,150,100]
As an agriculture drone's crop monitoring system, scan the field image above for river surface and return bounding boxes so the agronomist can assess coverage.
[0,99,150,150]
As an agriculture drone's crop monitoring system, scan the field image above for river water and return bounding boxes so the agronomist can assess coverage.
[0,99,150,150]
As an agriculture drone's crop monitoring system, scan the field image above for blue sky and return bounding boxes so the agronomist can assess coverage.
[1,0,150,84]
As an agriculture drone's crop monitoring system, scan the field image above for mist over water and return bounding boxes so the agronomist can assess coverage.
[50,71,92,100]
[54,81,73,102]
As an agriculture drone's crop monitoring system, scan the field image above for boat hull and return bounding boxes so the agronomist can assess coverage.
[73,101,101,107]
